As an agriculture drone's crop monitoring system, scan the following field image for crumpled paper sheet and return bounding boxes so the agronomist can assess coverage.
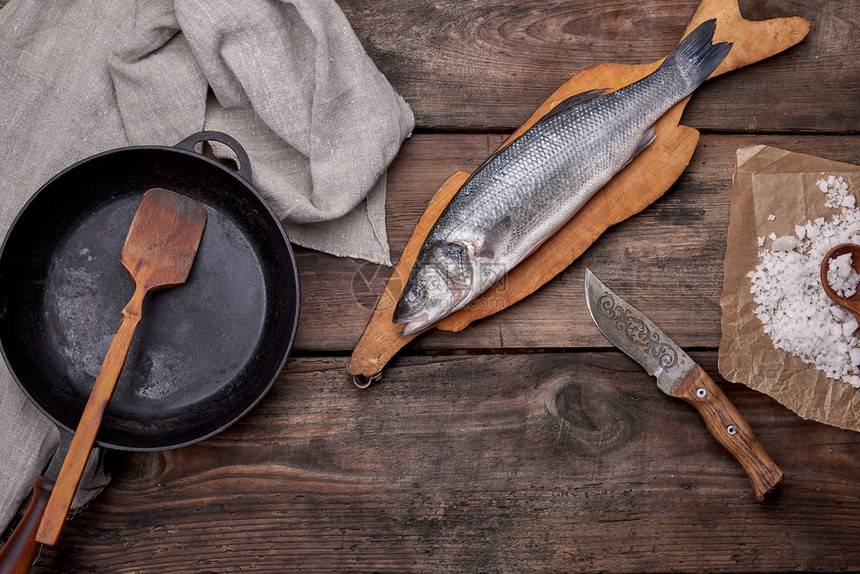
[719,145,860,432]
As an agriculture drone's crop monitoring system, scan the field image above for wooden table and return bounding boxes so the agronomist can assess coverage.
[4,0,859,572]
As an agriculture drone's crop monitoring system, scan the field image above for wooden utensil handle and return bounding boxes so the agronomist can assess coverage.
[0,477,54,574]
[672,365,784,501]
[36,288,145,545]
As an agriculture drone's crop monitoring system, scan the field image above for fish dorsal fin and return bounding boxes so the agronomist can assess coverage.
[543,88,611,120]
[476,216,513,259]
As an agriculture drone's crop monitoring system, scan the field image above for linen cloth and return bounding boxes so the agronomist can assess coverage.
[0,0,413,531]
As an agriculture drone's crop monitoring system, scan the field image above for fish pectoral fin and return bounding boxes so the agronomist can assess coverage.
[475,216,513,259]
[622,127,657,169]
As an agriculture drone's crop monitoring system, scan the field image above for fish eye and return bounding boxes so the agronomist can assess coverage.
[405,284,423,303]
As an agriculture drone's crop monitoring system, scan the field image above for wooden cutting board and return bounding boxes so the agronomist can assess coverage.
[349,0,809,383]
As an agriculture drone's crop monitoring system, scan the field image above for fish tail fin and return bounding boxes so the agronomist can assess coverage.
[662,18,732,95]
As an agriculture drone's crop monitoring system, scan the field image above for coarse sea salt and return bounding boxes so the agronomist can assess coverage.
[748,175,860,388]
[827,253,860,298]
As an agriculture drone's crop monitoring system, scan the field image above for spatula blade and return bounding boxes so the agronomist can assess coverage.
[121,188,207,291]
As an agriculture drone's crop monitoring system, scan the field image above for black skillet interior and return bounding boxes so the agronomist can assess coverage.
[0,132,300,451]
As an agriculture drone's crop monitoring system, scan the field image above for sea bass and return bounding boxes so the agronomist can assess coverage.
[393,19,731,335]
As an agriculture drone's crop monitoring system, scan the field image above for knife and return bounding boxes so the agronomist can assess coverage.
[583,268,783,500]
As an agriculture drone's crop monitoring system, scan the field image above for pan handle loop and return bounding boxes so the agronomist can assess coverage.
[175,131,253,184]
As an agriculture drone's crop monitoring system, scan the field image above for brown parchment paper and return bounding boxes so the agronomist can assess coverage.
[719,145,860,432]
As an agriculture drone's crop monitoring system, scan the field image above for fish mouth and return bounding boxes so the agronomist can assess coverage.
[396,313,431,336]
[394,287,473,336]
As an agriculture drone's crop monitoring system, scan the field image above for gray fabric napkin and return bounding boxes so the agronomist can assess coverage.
[0,0,413,531]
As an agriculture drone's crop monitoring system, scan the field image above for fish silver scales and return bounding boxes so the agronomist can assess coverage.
[394,19,731,335]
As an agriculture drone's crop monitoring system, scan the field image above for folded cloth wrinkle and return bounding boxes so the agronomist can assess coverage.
[0,0,412,532]
[174,0,414,250]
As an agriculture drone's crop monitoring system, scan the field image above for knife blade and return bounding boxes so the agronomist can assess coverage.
[583,267,783,501]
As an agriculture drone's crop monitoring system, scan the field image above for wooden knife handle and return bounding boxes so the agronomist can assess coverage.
[0,477,53,574]
[672,364,784,501]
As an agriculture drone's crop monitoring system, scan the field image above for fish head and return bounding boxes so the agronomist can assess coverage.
[393,241,475,335]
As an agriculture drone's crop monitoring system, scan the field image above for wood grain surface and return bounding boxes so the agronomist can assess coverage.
[30,355,860,572]
[1,0,858,572]
[339,0,857,133]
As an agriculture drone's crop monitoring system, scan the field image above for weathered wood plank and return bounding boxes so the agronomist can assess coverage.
[339,0,858,133]
[0,0,854,134]
[34,353,860,573]
[294,134,859,353]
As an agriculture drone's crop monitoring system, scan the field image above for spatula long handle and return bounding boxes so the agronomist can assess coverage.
[672,364,784,501]
[35,287,145,546]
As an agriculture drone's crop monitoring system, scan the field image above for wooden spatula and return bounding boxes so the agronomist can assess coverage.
[35,188,207,546]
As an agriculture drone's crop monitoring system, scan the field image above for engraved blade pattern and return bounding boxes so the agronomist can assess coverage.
[584,268,695,395]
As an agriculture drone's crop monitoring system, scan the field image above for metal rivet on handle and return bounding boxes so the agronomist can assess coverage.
[727,425,738,435]
[696,388,707,398]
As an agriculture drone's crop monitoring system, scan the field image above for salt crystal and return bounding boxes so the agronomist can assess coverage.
[772,236,798,251]
[807,224,820,239]
[795,225,806,240]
